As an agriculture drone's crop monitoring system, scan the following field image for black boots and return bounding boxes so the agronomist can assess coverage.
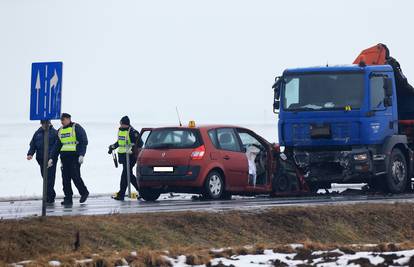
[80,192,89,203]
[61,198,73,206]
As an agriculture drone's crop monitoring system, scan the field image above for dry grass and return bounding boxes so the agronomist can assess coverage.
[2,203,414,264]
[6,242,414,266]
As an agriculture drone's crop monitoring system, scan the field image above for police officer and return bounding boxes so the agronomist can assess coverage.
[49,113,89,205]
[108,116,143,201]
[27,120,59,203]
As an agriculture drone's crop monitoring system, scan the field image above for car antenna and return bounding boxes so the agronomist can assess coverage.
[176,106,183,126]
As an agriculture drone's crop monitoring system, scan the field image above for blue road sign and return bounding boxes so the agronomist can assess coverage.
[30,62,63,120]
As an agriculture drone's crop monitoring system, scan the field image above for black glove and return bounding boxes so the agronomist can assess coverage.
[108,145,114,154]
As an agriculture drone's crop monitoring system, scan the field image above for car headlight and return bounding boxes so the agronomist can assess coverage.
[354,153,368,161]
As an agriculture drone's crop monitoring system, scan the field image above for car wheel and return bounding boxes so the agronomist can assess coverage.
[272,173,293,193]
[385,148,408,193]
[203,171,224,200]
[139,188,161,201]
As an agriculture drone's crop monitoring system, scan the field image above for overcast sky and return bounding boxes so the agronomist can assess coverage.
[1,0,413,125]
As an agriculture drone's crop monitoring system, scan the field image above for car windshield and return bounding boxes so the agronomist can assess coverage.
[282,72,365,111]
[145,128,202,149]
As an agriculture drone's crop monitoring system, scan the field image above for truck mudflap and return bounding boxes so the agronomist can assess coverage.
[407,147,414,191]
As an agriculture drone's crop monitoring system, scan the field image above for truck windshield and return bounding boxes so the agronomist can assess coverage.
[282,73,365,111]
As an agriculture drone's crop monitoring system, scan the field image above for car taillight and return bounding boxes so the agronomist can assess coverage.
[191,145,205,160]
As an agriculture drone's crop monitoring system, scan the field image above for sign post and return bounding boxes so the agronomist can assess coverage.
[30,62,63,217]
[41,121,49,216]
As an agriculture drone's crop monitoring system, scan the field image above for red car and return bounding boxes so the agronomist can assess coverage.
[137,124,305,201]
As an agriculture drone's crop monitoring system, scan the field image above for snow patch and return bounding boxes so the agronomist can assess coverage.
[48,260,61,266]
[166,247,414,267]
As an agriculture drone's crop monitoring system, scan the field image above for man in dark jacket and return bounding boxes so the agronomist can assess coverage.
[108,116,143,201]
[27,120,59,203]
[50,113,89,206]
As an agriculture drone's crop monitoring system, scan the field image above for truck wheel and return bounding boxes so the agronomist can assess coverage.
[203,171,224,200]
[139,188,161,201]
[385,148,408,194]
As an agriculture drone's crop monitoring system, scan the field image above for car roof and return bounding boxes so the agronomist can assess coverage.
[144,125,271,144]
[149,124,250,131]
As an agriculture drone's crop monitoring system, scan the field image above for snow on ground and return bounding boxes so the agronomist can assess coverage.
[166,248,414,267]
[10,245,414,266]
[48,261,61,266]
[0,122,277,198]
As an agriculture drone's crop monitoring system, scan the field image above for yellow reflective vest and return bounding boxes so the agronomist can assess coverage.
[117,129,131,154]
[59,124,78,152]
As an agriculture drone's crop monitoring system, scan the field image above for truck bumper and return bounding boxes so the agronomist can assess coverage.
[293,148,381,183]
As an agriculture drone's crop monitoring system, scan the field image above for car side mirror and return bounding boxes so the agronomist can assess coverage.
[383,77,393,97]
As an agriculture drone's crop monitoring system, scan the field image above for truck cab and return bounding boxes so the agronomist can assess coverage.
[273,64,414,193]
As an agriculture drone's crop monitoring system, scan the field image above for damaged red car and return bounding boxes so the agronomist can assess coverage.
[137,123,307,201]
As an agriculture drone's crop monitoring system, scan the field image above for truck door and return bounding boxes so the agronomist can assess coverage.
[368,73,396,142]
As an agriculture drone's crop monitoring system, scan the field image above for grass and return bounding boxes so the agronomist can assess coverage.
[1,203,414,265]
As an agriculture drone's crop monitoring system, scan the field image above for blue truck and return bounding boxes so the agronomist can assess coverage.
[272,44,414,194]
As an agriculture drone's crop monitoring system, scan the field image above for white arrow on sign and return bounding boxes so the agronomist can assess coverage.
[49,69,59,114]
[35,70,41,115]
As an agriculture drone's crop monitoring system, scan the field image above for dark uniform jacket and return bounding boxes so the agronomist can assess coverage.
[27,126,59,161]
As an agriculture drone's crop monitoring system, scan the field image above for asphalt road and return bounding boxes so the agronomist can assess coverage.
[1,192,414,220]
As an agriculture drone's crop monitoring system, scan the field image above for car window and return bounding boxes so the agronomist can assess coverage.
[237,131,263,149]
[208,129,219,148]
[145,128,201,149]
[216,128,242,152]
[140,130,151,147]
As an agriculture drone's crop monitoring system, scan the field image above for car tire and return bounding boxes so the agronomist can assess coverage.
[203,171,225,200]
[139,188,161,201]
[272,173,293,193]
[385,148,408,194]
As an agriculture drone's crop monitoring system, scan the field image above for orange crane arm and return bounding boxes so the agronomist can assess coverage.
[353,43,388,66]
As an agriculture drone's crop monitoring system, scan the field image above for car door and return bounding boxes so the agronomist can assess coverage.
[236,129,272,190]
[215,128,248,191]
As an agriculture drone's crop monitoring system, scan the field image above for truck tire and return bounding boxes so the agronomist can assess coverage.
[139,188,161,201]
[385,148,408,193]
[203,171,224,200]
